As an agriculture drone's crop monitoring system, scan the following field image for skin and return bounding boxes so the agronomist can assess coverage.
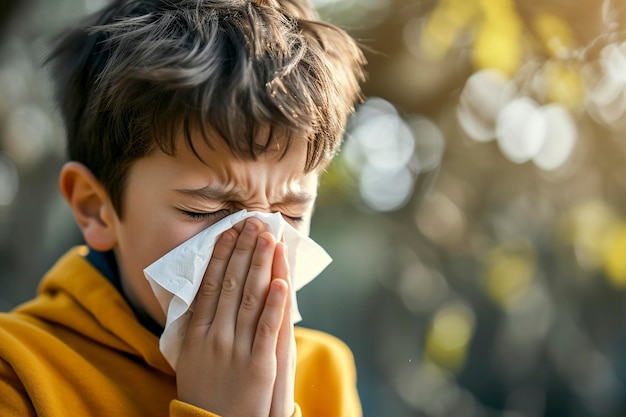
[59,133,321,417]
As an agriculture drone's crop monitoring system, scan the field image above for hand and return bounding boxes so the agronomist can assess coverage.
[176,218,291,417]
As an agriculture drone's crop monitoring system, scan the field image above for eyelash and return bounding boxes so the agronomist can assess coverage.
[182,209,230,221]
[182,209,304,223]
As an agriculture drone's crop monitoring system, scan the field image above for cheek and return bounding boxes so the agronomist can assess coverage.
[119,208,205,270]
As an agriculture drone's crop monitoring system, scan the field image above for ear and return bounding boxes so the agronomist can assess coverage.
[59,162,117,251]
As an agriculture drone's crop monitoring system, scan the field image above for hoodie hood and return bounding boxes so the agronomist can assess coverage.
[14,246,173,375]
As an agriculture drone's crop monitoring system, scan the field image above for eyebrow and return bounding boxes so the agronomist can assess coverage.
[174,186,315,205]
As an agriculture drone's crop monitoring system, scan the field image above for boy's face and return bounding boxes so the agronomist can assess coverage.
[107,134,320,326]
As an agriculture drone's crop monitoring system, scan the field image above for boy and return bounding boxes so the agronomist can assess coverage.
[0,0,366,416]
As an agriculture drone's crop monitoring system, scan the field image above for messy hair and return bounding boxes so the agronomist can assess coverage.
[47,0,366,215]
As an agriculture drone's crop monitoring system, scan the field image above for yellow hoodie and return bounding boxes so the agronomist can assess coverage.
[0,247,362,416]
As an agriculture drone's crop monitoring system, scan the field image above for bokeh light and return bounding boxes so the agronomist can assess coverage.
[0,153,18,207]
[457,69,515,143]
[532,104,577,171]
[399,259,449,314]
[408,116,445,173]
[601,220,626,287]
[485,241,536,309]
[345,97,444,212]
[359,164,414,211]
[586,41,626,130]
[424,301,475,371]
[2,104,53,169]
[496,97,547,164]
[415,192,466,249]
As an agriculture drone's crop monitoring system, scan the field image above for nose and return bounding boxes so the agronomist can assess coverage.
[240,202,273,215]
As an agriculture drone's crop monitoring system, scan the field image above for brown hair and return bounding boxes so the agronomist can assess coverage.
[47,0,366,215]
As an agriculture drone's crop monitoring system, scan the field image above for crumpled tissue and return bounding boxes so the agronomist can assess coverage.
[144,209,332,370]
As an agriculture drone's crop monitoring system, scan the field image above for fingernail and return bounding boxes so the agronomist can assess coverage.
[222,230,235,243]
[245,219,259,232]
[257,235,269,247]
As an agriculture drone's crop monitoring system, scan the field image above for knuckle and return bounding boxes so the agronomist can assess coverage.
[181,326,205,346]
[250,256,266,269]
[248,357,274,381]
[212,234,237,260]
[221,273,239,294]
[240,291,259,311]
[256,318,277,339]
[232,246,251,259]
[211,245,231,261]
[209,330,232,353]
[199,277,221,298]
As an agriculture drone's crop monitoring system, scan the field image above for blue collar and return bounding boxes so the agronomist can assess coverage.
[85,248,163,336]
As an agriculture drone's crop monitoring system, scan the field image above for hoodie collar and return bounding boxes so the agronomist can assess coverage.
[85,247,163,336]
[18,246,174,376]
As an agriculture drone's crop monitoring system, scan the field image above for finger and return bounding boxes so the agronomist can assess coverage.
[212,218,265,335]
[188,229,238,332]
[275,252,294,362]
[251,278,288,359]
[235,231,276,353]
[270,242,296,417]
[272,242,292,327]
[232,219,246,233]
[270,308,296,417]
[272,242,290,281]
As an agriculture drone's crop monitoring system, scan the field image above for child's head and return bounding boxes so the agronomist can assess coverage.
[49,0,365,217]
[50,0,365,324]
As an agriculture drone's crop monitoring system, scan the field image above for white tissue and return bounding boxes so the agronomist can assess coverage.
[143,209,332,370]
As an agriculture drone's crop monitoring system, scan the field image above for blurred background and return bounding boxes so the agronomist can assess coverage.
[2,0,626,416]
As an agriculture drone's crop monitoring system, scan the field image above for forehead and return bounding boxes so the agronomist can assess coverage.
[177,125,316,173]
[156,128,318,189]
[127,129,320,196]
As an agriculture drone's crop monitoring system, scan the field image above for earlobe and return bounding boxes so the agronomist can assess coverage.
[59,162,117,251]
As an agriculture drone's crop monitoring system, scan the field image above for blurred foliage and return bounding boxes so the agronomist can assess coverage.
[314,0,626,416]
[3,0,626,416]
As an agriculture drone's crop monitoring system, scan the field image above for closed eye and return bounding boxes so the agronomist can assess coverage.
[180,208,231,221]
[181,207,303,225]
[283,214,304,223]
